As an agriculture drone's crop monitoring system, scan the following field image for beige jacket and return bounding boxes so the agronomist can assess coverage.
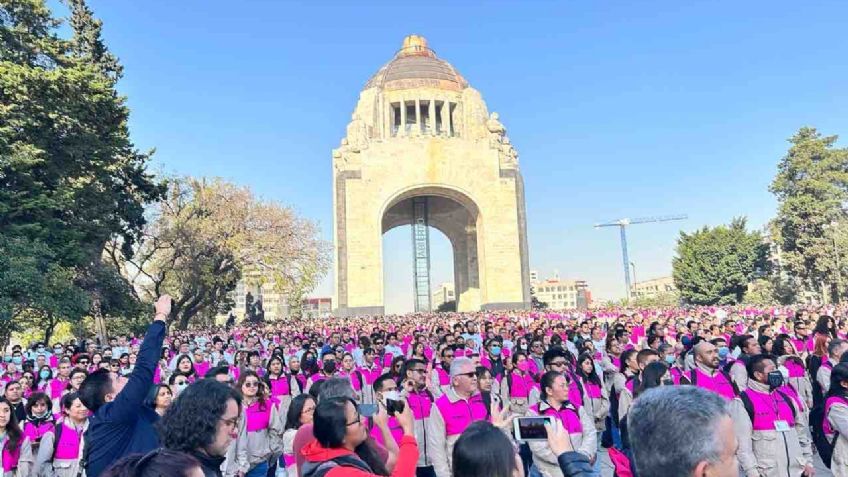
[232,399,286,474]
[731,381,812,477]
[526,402,596,477]
[0,438,32,477]
[827,400,848,477]
[33,419,88,477]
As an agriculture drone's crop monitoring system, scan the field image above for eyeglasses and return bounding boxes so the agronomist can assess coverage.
[220,416,239,428]
[244,381,259,388]
[549,361,567,367]
[346,412,362,427]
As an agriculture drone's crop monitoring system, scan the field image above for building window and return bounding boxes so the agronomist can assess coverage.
[391,103,401,136]
[405,102,416,133]
[420,100,431,134]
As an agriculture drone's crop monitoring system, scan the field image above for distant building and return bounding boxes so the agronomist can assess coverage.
[302,297,333,319]
[432,282,456,310]
[535,277,591,310]
[631,276,676,299]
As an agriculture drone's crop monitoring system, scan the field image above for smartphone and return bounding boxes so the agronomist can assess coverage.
[357,404,379,418]
[513,416,554,441]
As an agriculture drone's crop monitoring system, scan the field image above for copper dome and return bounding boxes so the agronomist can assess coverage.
[364,35,468,92]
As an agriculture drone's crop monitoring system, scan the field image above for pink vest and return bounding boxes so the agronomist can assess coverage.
[508,372,532,398]
[245,399,276,432]
[583,380,602,399]
[23,420,53,444]
[568,380,584,408]
[269,376,291,397]
[531,402,583,434]
[692,368,736,401]
[745,388,795,431]
[436,368,451,386]
[369,416,403,446]
[357,366,382,386]
[784,360,806,378]
[49,378,67,399]
[1,438,20,473]
[54,423,83,460]
[825,396,848,435]
[407,390,433,420]
[434,393,488,436]
[337,371,361,392]
[195,361,210,377]
[669,367,683,385]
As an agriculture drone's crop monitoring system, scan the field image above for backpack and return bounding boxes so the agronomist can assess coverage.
[302,455,372,477]
[812,396,846,469]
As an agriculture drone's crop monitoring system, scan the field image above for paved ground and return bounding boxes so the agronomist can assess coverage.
[595,448,833,476]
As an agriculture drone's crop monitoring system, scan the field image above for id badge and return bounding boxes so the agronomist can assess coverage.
[774,420,790,432]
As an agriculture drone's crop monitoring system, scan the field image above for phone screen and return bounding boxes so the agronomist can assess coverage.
[514,416,551,440]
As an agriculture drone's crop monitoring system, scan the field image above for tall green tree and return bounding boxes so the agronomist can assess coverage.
[672,218,768,305]
[770,127,848,302]
[1,0,163,340]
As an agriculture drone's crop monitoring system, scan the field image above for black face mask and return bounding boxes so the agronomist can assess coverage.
[767,370,784,390]
[323,361,337,374]
[662,378,674,386]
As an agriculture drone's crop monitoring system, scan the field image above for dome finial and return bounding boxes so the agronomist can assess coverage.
[398,34,434,58]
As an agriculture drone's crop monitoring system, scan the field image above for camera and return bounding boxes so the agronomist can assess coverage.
[386,398,405,414]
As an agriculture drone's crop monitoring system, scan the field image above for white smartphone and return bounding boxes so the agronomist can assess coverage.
[513,416,554,441]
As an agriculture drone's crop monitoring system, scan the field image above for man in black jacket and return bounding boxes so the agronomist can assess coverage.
[80,295,171,477]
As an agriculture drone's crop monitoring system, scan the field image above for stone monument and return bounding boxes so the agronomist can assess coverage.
[333,35,530,316]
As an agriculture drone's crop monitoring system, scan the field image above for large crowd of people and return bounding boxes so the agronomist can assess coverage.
[4,298,848,476]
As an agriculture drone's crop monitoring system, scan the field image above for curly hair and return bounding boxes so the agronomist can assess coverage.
[157,379,241,453]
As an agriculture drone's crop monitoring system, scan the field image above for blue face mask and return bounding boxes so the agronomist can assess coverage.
[40,370,50,380]
[12,357,22,365]
[2,356,10,363]
[665,354,676,365]
[490,346,502,356]
[718,346,730,359]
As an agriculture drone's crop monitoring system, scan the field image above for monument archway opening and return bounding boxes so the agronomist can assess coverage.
[381,189,481,313]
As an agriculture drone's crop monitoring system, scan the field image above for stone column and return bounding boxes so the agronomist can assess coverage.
[415,98,421,136]
[429,98,436,135]
[399,97,406,136]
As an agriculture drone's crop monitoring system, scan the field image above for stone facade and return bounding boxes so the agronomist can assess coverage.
[333,35,530,316]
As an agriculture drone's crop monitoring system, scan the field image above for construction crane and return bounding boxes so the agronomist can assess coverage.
[595,214,688,300]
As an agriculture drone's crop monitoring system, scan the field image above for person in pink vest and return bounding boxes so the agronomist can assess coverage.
[338,353,364,402]
[501,352,535,416]
[773,336,814,409]
[370,374,405,449]
[400,358,439,477]
[281,394,315,477]
[527,371,596,477]
[231,370,285,477]
[356,348,384,405]
[47,359,72,404]
[266,355,302,419]
[33,392,89,477]
[730,354,813,477]
[21,392,53,457]
[819,339,848,395]
[825,363,848,476]
[427,357,491,477]
[680,342,738,401]
[429,347,454,398]
[0,396,33,477]
[728,335,761,392]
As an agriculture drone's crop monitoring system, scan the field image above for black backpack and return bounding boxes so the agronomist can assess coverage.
[812,396,846,469]
[302,455,372,477]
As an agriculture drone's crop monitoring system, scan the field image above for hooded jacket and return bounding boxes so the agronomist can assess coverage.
[300,435,418,477]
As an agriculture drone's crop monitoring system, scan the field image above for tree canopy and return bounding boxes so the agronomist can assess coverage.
[672,218,768,305]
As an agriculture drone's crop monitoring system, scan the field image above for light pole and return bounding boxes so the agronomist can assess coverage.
[630,262,637,287]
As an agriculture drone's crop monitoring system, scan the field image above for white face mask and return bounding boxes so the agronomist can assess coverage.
[382,390,400,405]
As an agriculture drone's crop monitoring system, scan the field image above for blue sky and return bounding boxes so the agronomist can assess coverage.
[57,1,848,311]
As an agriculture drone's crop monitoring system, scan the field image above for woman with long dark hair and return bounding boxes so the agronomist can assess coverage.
[232,370,284,477]
[814,315,838,340]
[633,361,670,398]
[526,371,596,477]
[501,351,534,417]
[101,449,203,477]
[774,334,814,409]
[300,396,417,477]
[174,355,197,383]
[280,395,315,477]
[0,397,33,476]
[475,367,502,419]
